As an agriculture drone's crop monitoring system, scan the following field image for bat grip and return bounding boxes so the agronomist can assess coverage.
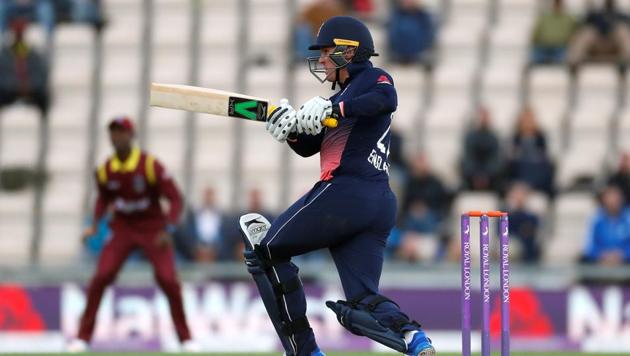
[322,117,339,128]
[268,105,339,128]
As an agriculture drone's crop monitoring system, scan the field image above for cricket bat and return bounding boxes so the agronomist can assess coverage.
[149,83,338,128]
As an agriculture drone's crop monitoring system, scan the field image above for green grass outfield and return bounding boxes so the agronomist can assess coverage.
[13,353,629,356]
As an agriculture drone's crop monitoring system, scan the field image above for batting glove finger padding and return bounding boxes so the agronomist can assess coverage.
[297,96,332,135]
[266,98,297,142]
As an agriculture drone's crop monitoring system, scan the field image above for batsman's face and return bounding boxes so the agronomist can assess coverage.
[318,47,338,82]
[109,128,133,152]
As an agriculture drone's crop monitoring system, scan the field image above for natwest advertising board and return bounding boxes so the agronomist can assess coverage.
[0,283,628,352]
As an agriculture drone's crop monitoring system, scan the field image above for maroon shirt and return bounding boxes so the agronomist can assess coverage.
[93,148,182,233]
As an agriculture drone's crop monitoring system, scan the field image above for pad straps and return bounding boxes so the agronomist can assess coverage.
[251,246,301,296]
[273,276,302,295]
[281,316,311,336]
[350,293,420,333]
[350,293,399,310]
[363,294,398,311]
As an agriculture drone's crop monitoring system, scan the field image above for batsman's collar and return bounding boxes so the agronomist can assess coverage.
[342,61,373,87]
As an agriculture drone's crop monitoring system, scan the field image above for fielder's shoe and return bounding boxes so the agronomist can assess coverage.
[181,339,202,352]
[65,339,89,353]
[406,330,436,356]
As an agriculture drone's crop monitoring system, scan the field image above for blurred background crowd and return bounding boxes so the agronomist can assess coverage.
[1,0,630,277]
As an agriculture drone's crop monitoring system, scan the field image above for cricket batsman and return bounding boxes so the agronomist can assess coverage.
[66,117,197,352]
[239,16,435,356]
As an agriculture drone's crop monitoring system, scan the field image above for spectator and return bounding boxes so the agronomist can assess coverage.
[172,210,197,262]
[0,0,55,35]
[388,127,408,208]
[189,187,224,263]
[567,0,630,73]
[389,127,407,172]
[385,227,403,259]
[394,153,451,262]
[0,18,50,114]
[460,106,503,192]
[607,152,630,204]
[506,106,555,197]
[294,0,345,61]
[221,188,275,261]
[504,182,541,263]
[395,200,441,263]
[582,185,630,265]
[387,0,436,66]
[529,0,577,65]
[245,188,273,220]
[53,0,104,29]
[341,0,374,18]
[402,152,451,220]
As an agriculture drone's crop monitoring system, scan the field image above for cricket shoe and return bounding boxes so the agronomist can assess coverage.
[282,348,325,356]
[65,339,89,353]
[406,330,436,356]
[181,340,202,352]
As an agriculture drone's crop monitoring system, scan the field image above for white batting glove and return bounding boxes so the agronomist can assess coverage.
[296,96,333,135]
[266,98,297,142]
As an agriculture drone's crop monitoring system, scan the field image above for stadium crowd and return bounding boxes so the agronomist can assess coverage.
[1,0,630,268]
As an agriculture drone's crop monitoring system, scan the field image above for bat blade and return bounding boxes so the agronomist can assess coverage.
[150,82,338,128]
[150,83,270,122]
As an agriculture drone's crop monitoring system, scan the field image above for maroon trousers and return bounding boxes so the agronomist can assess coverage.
[77,229,191,342]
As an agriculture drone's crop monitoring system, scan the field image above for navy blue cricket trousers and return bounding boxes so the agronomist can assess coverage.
[258,176,397,353]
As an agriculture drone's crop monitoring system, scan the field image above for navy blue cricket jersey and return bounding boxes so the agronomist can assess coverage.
[288,61,397,182]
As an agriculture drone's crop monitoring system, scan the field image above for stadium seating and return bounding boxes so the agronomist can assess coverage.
[0,0,627,265]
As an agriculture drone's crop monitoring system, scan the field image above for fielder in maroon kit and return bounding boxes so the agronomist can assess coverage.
[67,117,197,352]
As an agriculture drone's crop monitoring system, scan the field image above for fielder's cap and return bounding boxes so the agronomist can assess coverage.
[108,116,134,133]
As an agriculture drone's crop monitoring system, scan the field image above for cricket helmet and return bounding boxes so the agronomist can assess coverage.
[309,16,378,62]
[307,16,378,85]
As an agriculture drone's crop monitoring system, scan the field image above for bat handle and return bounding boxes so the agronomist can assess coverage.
[322,117,339,128]
[268,105,339,128]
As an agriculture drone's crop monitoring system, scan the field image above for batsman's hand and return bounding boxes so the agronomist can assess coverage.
[266,98,297,142]
[81,225,97,244]
[296,96,332,135]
